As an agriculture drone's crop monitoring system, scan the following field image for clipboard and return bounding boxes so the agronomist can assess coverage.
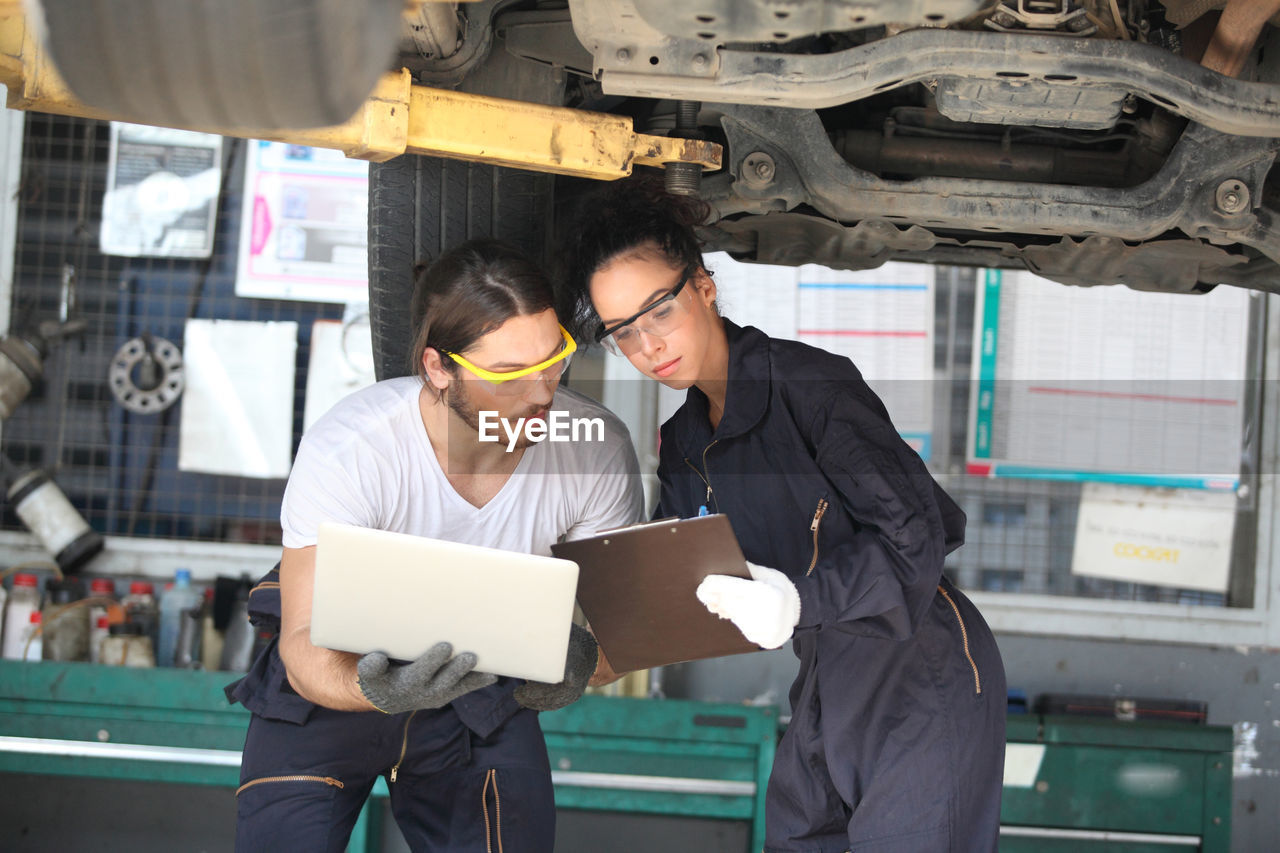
[550,514,760,672]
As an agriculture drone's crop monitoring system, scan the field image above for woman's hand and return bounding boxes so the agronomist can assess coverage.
[696,562,801,649]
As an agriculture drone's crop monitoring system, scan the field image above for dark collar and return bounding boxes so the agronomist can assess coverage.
[680,318,772,445]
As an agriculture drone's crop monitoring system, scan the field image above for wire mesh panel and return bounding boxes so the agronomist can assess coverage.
[2,114,344,546]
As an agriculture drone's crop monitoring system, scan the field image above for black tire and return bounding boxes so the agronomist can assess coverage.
[34,0,404,131]
[367,155,555,380]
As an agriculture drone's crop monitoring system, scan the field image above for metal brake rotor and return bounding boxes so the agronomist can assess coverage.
[109,335,185,414]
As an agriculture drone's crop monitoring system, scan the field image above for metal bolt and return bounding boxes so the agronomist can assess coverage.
[615,48,631,64]
[97,729,110,742]
[691,53,709,71]
[664,101,703,195]
[1035,780,1049,793]
[741,151,777,189]
[675,100,700,131]
[1068,15,1092,32]
[664,161,702,196]
[1214,816,1223,825]
[1216,179,1250,214]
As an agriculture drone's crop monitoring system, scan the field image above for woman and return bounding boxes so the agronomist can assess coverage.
[559,178,1006,852]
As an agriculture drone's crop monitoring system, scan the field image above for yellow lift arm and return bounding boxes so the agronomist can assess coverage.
[0,8,721,180]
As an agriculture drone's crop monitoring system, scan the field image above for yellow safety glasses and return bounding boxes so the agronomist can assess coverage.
[439,324,577,395]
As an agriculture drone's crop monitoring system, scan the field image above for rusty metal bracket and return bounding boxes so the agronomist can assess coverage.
[1199,0,1280,78]
[0,9,720,179]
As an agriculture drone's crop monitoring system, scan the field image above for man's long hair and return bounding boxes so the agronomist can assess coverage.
[409,239,556,387]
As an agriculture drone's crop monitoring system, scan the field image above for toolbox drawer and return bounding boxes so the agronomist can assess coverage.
[1001,715,1232,852]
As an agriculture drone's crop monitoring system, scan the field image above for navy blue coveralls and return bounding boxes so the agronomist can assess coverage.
[226,569,555,853]
[657,321,1006,853]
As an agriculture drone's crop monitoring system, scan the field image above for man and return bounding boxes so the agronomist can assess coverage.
[228,239,644,852]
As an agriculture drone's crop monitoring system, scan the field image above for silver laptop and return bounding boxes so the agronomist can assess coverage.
[310,522,580,683]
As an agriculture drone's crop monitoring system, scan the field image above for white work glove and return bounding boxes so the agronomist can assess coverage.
[696,562,801,649]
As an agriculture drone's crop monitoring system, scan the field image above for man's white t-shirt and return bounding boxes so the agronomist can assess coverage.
[281,376,644,555]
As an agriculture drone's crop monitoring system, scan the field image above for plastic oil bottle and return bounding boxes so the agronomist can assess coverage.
[121,581,158,649]
[41,577,88,661]
[87,577,117,663]
[219,584,255,673]
[157,569,200,667]
[199,586,224,671]
[2,572,41,660]
[20,610,42,661]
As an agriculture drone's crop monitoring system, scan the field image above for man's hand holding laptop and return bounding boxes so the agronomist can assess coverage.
[356,642,498,715]
[353,626,599,715]
[513,623,599,711]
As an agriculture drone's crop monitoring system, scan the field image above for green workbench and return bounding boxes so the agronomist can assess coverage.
[0,661,1233,852]
[0,660,777,851]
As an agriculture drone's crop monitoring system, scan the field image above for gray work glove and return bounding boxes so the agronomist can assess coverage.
[357,642,497,715]
[513,624,598,712]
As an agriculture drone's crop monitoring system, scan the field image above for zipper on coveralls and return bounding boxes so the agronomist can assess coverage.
[482,768,504,853]
[389,709,419,782]
[683,440,719,511]
[938,586,982,694]
[235,775,344,796]
[804,497,829,577]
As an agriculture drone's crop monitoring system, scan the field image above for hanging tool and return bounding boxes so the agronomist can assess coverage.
[108,334,185,414]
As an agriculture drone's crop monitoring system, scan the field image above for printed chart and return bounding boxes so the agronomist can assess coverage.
[705,254,936,459]
[967,269,1252,489]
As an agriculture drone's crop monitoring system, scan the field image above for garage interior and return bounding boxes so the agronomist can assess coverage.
[0,3,1277,852]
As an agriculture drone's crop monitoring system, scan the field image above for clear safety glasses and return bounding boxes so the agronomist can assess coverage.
[596,266,695,356]
[440,324,576,396]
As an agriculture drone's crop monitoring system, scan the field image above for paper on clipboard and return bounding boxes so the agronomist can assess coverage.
[551,514,760,671]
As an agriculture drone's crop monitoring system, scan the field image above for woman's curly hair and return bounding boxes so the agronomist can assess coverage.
[556,172,712,345]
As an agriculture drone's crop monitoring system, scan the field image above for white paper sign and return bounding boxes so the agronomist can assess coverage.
[235,141,368,303]
[1003,744,1046,788]
[303,314,377,434]
[100,123,222,258]
[179,319,297,479]
[1070,483,1237,592]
